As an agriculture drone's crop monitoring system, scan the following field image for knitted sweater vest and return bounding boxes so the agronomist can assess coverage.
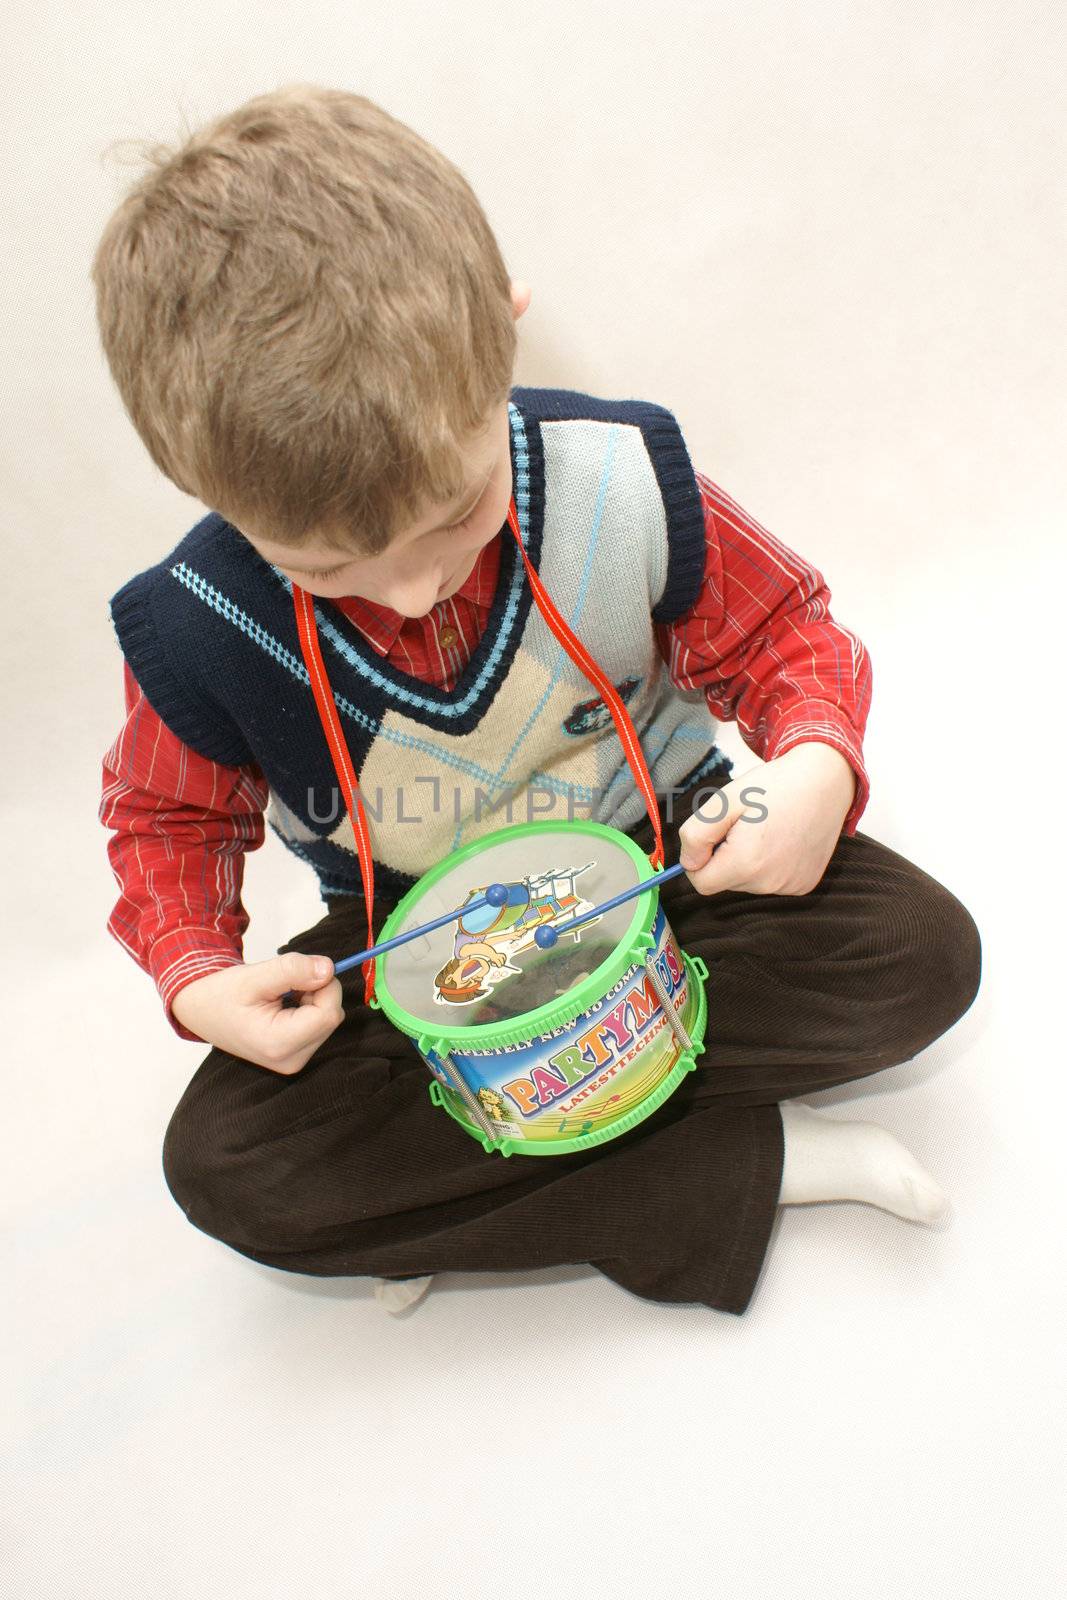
[110,386,733,900]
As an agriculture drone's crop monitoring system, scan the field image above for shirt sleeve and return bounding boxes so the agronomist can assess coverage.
[655,471,873,834]
[99,661,270,1040]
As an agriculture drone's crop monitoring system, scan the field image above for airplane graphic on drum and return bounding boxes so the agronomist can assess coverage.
[433,863,601,1006]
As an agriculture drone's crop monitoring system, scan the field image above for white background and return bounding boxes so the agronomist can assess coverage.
[3,2,1065,1595]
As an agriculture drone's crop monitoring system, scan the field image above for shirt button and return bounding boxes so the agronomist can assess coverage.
[438,625,459,648]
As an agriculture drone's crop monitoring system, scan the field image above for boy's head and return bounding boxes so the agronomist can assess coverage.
[243,385,521,615]
[91,84,527,609]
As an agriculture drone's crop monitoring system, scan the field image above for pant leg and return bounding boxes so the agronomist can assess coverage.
[161,780,981,1314]
[626,798,985,1107]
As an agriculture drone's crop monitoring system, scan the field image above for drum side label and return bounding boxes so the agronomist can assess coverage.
[428,904,695,1143]
[498,937,684,1118]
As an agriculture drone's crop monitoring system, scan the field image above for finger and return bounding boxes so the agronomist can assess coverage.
[294,977,344,1016]
[266,983,344,1051]
[684,831,757,897]
[245,951,335,1002]
[677,781,744,870]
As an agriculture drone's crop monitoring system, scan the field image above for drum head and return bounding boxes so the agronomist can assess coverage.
[379,823,649,1029]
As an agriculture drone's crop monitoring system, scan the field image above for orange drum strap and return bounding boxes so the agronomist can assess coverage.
[292,581,378,1004]
[504,499,665,871]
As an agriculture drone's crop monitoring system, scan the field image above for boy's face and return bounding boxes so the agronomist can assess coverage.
[242,399,513,616]
[238,281,531,618]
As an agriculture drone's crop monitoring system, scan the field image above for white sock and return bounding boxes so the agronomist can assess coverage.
[373,1275,434,1314]
[779,1100,951,1225]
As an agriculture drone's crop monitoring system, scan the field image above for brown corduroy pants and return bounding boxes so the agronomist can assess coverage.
[160,778,982,1314]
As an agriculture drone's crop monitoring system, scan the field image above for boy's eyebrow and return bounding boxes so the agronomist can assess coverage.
[286,558,352,577]
[438,466,493,529]
[284,467,494,577]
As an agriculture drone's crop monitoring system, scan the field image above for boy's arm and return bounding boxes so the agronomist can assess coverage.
[656,471,873,834]
[100,661,269,1040]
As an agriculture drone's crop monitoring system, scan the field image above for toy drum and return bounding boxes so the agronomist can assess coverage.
[370,819,709,1157]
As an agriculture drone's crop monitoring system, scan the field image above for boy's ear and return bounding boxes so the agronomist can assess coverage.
[510,280,532,320]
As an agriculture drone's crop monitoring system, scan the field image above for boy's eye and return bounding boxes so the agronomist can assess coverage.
[292,492,482,581]
[445,487,486,534]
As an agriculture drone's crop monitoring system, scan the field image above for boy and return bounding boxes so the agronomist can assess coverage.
[95,85,981,1316]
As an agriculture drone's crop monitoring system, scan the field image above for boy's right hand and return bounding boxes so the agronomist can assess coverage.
[171,953,345,1075]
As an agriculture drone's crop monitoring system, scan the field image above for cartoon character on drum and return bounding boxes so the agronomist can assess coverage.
[433,863,601,1006]
[476,1086,510,1122]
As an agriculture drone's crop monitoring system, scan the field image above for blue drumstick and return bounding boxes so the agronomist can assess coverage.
[281,887,511,1003]
[331,881,511,975]
[325,861,685,982]
[532,861,687,949]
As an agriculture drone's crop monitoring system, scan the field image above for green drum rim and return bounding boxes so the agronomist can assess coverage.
[373,819,662,1051]
[428,951,709,1157]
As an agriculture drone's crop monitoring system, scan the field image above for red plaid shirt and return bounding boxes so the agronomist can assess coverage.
[101,472,872,1037]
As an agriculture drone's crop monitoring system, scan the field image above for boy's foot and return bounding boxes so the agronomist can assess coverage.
[779,1100,952,1225]
[373,1275,434,1314]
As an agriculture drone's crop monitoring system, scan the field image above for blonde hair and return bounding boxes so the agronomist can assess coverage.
[91,84,517,553]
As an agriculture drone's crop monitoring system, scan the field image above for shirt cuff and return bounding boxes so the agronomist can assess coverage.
[761,701,870,835]
[147,930,245,1042]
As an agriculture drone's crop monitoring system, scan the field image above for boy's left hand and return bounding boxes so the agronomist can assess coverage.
[677,742,857,897]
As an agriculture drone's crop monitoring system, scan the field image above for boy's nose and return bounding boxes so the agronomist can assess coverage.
[381,576,443,617]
